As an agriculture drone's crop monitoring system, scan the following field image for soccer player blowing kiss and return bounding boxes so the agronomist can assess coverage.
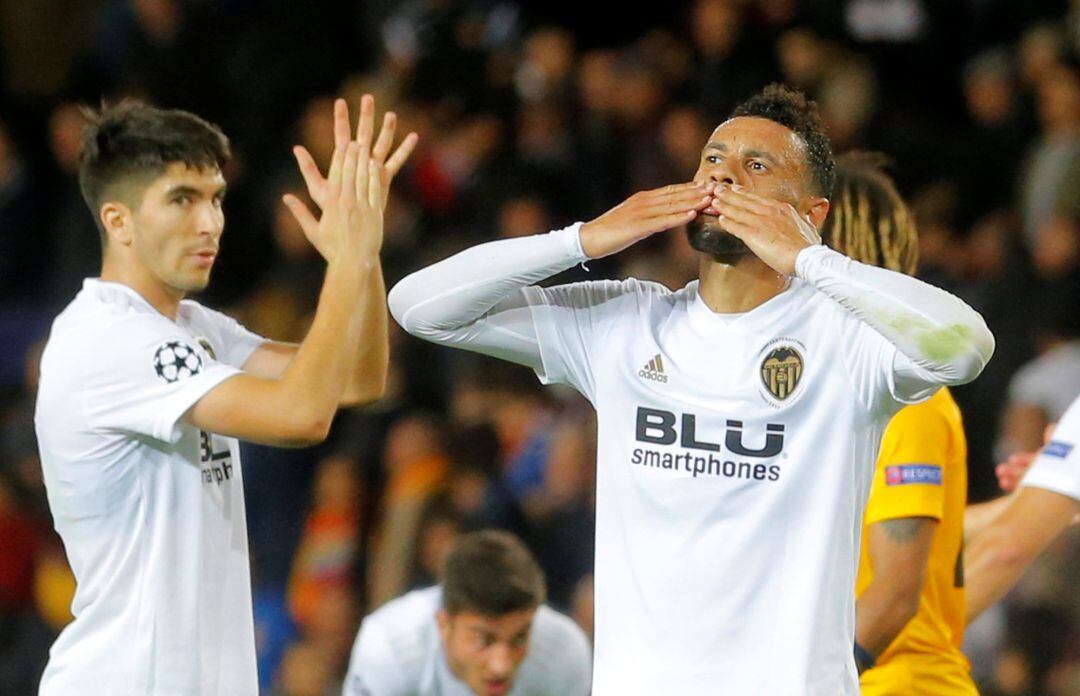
[389,84,995,695]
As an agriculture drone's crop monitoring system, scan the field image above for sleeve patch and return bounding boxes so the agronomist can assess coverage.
[885,464,942,486]
[153,340,203,383]
[1043,441,1074,459]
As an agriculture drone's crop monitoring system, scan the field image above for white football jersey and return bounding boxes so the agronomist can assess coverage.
[343,586,592,696]
[1022,394,1080,501]
[35,279,264,696]
[522,276,922,696]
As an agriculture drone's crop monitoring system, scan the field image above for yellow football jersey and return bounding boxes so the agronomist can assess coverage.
[856,388,978,695]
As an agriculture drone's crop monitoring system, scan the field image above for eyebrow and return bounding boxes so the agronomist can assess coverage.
[165,184,228,198]
[704,142,782,167]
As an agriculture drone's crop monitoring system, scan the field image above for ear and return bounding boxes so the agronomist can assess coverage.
[803,197,830,230]
[436,609,451,641]
[99,201,133,246]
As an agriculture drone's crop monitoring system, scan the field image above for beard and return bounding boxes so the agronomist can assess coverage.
[685,215,753,264]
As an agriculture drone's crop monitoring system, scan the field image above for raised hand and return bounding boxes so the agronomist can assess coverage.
[283,98,386,265]
[579,182,714,259]
[709,185,821,276]
[284,95,418,261]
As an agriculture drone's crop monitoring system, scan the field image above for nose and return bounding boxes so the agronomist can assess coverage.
[196,201,224,237]
[707,160,742,188]
[486,644,514,678]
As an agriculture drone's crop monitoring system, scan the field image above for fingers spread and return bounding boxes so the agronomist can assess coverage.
[293,146,327,205]
[333,98,351,151]
[340,142,360,203]
[357,94,375,157]
[386,132,419,178]
[367,159,383,209]
[282,194,319,238]
[372,112,396,164]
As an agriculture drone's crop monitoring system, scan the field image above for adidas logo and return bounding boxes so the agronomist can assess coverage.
[638,354,668,383]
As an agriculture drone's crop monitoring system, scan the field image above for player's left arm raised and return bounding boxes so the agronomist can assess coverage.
[244,96,418,406]
[713,185,995,397]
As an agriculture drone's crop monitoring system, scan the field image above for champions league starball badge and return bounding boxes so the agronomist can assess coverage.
[153,341,203,383]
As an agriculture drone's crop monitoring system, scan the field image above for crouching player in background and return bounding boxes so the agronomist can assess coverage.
[822,153,978,694]
[343,530,591,696]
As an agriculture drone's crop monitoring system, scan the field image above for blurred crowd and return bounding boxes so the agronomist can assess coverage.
[2,0,1080,694]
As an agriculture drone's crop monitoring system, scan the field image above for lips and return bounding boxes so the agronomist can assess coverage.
[190,249,218,266]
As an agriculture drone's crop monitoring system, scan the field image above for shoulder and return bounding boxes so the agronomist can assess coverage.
[178,299,243,334]
[364,586,439,637]
[359,587,440,664]
[883,389,958,442]
[529,604,591,665]
[533,277,673,307]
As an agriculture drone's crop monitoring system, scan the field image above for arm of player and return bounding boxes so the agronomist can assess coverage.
[711,186,993,396]
[388,183,710,367]
[184,100,384,447]
[242,97,418,406]
[855,517,937,658]
[794,245,994,393]
[240,263,387,407]
[964,486,1079,623]
[964,496,1013,543]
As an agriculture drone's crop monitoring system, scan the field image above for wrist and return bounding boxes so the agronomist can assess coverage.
[578,219,603,259]
[854,642,876,675]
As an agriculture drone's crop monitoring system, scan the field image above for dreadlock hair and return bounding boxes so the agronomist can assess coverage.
[78,100,231,241]
[731,83,835,198]
[820,151,918,276]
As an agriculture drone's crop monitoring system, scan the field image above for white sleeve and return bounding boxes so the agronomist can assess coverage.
[795,245,995,404]
[550,620,593,696]
[183,302,266,368]
[83,319,241,443]
[1021,394,1080,502]
[389,223,631,401]
[342,620,411,696]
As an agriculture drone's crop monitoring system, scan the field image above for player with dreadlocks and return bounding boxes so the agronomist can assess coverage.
[822,152,978,695]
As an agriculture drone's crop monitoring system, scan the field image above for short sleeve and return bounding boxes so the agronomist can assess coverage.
[1022,397,1080,502]
[180,301,266,368]
[343,619,411,696]
[522,279,645,404]
[82,318,242,444]
[863,400,952,524]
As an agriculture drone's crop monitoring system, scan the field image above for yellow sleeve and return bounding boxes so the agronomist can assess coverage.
[864,400,952,525]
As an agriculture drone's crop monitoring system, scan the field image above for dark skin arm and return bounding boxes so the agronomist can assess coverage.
[855,516,938,658]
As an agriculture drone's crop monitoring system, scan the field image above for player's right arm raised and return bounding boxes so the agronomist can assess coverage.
[388,183,711,365]
[184,119,384,447]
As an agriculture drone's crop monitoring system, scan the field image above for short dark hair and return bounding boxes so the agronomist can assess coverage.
[441,530,546,616]
[730,83,835,197]
[78,100,231,236]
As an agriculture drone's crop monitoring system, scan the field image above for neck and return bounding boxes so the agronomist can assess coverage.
[100,256,184,320]
[696,254,789,314]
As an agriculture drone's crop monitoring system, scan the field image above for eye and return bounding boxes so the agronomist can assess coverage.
[705,154,721,164]
[173,193,193,206]
[748,160,768,173]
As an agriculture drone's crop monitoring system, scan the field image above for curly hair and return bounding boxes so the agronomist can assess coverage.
[731,83,835,198]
